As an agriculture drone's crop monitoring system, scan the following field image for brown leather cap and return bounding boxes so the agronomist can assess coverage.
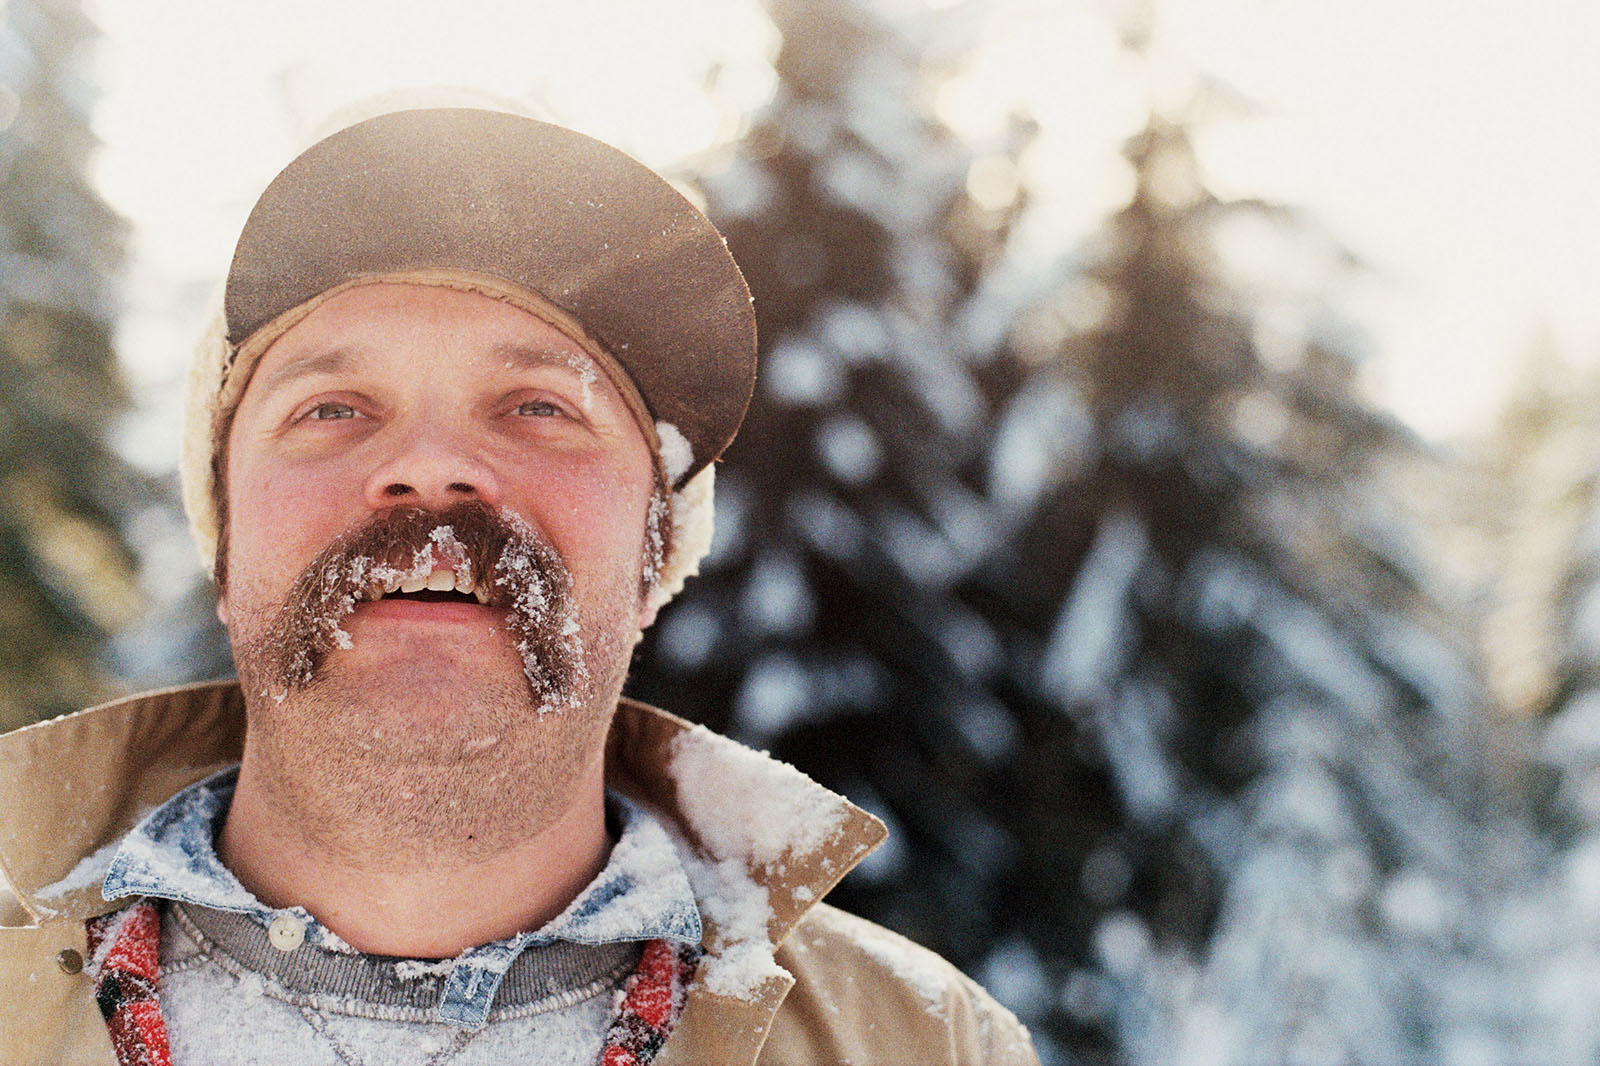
[223,107,756,487]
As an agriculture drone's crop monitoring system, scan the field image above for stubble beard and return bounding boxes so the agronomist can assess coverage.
[225,502,644,866]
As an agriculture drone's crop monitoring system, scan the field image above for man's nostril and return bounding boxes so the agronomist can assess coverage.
[446,482,475,495]
[383,483,414,498]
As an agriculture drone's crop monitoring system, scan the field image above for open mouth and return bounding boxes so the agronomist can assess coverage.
[357,567,499,607]
[387,588,480,605]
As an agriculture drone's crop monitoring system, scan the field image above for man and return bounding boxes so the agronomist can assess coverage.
[0,107,1038,1065]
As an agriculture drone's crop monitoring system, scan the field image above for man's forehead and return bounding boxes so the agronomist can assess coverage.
[251,286,603,391]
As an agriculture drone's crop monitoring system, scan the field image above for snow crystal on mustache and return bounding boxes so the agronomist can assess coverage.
[242,503,585,712]
[489,506,587,713]
[359,525,474,598]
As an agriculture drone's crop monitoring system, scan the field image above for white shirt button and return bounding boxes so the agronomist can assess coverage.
[267,914,306,953]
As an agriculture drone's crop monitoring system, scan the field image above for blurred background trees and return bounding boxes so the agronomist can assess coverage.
[1462,355,1600,1064]
[630,0,1500,1060]
[1030,97,1501,1066]
[6,0,1598,1062]
[0,0,142,730]
[634,0,1042,1007]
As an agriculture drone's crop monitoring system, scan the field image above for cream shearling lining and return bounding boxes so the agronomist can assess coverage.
[179,280,718,616]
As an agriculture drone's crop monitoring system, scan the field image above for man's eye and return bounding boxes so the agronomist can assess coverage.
[516,400,562,417]
[309,402,356,421]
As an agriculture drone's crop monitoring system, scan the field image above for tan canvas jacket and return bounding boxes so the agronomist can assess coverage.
[0,682,1038,1066]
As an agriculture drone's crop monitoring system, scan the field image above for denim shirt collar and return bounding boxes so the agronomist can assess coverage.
[103,766,702,1029]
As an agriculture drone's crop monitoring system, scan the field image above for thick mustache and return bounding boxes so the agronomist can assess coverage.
[305,504,520,606]
[248,501,582,706]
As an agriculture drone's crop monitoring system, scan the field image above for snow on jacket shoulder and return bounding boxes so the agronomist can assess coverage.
[0,682,1038,1066]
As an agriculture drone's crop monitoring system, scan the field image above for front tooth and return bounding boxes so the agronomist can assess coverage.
[401,573,428,593]
[426,571,454,592]
[457,572,475,596]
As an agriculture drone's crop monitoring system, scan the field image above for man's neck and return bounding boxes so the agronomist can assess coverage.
[218,754,612,958]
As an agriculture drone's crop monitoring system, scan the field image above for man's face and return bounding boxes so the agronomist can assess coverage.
[218,282,659,778]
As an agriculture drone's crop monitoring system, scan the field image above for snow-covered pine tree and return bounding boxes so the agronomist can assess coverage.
[628,0,1049,1032]
[0,0,142,731]
[979,80,1498,1064]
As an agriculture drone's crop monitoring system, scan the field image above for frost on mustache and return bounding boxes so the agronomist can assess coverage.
[485,507,587,713]
[251,507,585,714]
[281,531,467,683]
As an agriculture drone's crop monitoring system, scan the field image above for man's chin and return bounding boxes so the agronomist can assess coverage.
[314,649,535,709]
[253,664,536,767]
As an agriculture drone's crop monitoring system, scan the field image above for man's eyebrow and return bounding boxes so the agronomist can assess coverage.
[254,348,362,396]
[492,341,596,375]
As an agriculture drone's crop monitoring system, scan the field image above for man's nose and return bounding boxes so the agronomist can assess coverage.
[362,426,501,510]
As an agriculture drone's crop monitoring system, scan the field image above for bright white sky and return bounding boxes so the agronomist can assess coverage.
[84,0,1600,466]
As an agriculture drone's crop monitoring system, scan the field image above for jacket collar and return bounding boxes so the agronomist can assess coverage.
[0,682,248,924]
[0,681,886,1066]
[0,681,885,951]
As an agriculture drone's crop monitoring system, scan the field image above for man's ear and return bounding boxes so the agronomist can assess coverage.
[637,599,659,632]
[216,594,230,627]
